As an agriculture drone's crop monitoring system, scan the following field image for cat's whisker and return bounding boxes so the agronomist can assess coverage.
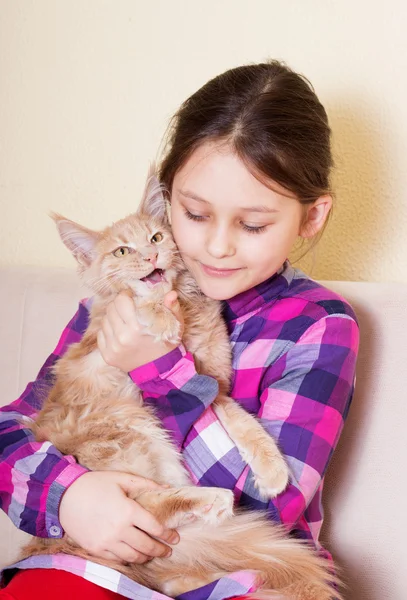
[86,273,121,294]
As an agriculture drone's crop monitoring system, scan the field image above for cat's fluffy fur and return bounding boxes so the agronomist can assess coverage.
[21,171,341,600]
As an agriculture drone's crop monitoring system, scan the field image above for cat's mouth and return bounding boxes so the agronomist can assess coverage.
[140,268,167,287]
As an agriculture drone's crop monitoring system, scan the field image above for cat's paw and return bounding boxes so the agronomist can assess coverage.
[138,305,181,345]
[191,487,234,525]
[251,453,290,499]
[158,314,182,345]
[170,487,234,527]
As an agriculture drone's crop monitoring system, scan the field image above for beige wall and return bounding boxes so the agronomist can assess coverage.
[0,0,405,282]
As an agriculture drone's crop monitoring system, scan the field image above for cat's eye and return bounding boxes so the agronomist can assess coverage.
[150,232,163,244]
[113,246,130,257]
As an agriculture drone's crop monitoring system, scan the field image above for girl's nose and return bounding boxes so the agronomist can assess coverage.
[206,226,235,259]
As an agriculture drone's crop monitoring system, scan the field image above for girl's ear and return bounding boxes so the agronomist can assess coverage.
[50,212,100,267]
[138,163,169,223]
[299,195,332,238]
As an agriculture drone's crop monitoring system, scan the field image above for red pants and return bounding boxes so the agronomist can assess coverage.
[0,569,125,599]
[0,568,253,600]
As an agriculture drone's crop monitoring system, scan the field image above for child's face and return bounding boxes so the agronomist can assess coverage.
[170,141,306,301]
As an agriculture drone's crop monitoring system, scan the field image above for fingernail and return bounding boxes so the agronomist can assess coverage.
[164,548,172,558]
[169,531,179,544]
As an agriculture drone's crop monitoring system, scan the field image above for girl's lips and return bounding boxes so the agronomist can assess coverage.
[200,263,242,277]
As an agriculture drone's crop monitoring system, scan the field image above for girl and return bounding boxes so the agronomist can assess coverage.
[0,60,359,600]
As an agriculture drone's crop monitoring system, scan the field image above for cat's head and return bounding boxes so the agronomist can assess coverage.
[52,170,181,298]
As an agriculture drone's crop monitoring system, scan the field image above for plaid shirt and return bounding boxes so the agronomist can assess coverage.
[0,261,359,599]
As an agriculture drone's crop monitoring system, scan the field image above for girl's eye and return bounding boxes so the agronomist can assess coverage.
[184,208,267,234]
[150,232,164,243]
[184,209,206,222]
[241,223,267,234]
[113,246,130,257]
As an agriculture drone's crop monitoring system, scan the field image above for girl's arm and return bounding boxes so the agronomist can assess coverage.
[0,298,210,558]
[104,291,222,450]
[241,313,359,533]
[0,303,90,537]
[132,312,359,539]
[129,344,220,450]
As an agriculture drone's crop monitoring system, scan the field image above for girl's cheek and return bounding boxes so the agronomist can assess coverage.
[169,215,184,247]
[172,226,197,258]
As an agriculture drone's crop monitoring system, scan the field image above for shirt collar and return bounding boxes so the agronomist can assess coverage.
[222,260,295,322]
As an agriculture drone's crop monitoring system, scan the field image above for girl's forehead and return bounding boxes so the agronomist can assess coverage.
[174,140,242,183]
[173,140,298,212]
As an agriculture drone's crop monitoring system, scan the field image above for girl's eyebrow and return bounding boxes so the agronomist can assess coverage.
[178,189,280,214]
[179,189,210,204]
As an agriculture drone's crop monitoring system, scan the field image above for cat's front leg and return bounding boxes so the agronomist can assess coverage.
[213,395,290,499]
[131,486,234,529]
[135,301,181,345]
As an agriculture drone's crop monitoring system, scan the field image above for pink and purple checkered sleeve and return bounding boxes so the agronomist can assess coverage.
[129,344,220,451]
[236,313,359,538]
[0,302,90,538]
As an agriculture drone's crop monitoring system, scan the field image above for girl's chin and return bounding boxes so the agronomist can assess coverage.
[197,280,245,301]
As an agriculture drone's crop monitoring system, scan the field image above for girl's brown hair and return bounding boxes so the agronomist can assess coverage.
[159,60,333,210]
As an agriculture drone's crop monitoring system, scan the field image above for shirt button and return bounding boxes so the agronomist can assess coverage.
[49,525,62,537]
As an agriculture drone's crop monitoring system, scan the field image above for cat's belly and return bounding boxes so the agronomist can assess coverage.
[36,388,190,488]
[34,349,190,487]
[74,408,190,486]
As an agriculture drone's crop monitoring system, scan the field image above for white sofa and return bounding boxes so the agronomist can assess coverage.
[0,266,405,599]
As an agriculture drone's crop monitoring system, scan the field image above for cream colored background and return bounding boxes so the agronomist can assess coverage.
[0,0,405,281]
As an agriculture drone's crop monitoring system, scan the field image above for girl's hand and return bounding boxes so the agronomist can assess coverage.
[97,291,184,372]
[59,471,179,564]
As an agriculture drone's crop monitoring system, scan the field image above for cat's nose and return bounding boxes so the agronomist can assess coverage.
[144,252,158,267]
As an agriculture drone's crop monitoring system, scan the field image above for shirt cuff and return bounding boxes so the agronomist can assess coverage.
[43,460,89,538]
[129,344,196,389]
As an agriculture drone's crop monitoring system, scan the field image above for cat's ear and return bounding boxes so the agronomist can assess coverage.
[50,212,100,267]
[138,164,169,223]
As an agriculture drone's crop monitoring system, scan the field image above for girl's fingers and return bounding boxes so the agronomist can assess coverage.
[123,527,171,559]
[113,292,139,326]
[164,291,178,308]
[129,501,179,545]
[98,317,119,364]
[164,292,182,317]
[106,300,127,331]
[97,329,106,353]
[122,473,169,492]
[97,549,126,564]
[105,543,151,564]
[164,292,184,334]
[101,312,116,344]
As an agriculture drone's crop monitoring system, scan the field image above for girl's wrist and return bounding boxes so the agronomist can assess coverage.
[125,339,178,372]
[99,334,178,373]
